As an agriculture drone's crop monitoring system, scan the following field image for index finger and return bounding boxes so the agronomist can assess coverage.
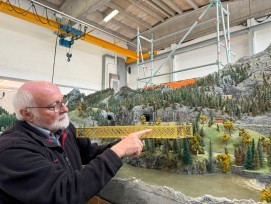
[134,129,152,138]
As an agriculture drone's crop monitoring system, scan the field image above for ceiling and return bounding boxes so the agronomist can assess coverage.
[32,0,271,52]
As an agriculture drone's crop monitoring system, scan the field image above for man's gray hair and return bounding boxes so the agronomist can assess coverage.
[13,91,36,120]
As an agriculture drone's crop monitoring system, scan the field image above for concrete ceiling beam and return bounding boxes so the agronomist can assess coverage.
[143,0,171,18]
[106,1,152,29]
[161,0,183,15]
[59,0,105,15]
[128,0,165,22]
[132,0,271,51]
[58,0,110,24]
[151,0,176,17]
[184,0,199,10]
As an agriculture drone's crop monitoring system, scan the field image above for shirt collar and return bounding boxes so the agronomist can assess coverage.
[26,122,51,137]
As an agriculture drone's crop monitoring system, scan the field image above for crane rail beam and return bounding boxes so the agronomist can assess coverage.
[76,125,193,139]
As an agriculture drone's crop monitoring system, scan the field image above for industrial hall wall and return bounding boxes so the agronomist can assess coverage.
[128,23,271,89]
[0,12,125,92]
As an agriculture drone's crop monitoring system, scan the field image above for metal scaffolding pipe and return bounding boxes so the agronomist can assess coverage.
[135,0,233,88]
[144,0,215,87]
[138,62,218,80]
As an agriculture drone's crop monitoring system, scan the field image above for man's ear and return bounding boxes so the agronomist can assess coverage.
[20,109,34,122]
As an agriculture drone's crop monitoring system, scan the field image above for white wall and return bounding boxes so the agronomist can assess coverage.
[174,34,249,81]
[128,57,170,89]
[254,27,271,53]
[0,12,125,92]
[0,91,16,114]
[127,22,271,89]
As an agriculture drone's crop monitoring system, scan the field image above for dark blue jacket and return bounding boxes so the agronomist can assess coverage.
[0,121,122,204]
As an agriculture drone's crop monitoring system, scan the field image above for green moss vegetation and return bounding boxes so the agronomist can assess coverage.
[203,124,266,155]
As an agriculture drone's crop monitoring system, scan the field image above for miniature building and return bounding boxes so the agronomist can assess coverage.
[215,117,224,123]
[222,95,233,100]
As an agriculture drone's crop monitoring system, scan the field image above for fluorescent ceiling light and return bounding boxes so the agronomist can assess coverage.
[103,9,119,22]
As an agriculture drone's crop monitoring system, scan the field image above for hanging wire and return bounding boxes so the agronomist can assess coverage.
[79,26,88,40]
[4,0,55,26]
[31,2,51,24]
[6,0,32,16]
[51,26,60,83]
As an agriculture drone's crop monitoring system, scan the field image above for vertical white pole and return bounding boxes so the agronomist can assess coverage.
[137,27,140,89]
[215,0,221,71]
[227,4,231,63]
[220,3,229,64]
[138,40,146,82]
[150,33,154,85]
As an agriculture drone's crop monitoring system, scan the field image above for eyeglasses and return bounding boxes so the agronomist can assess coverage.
[27,101,68,113]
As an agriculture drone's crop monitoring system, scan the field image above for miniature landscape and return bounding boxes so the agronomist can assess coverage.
[65,43,271,203]
[1,44,271,203]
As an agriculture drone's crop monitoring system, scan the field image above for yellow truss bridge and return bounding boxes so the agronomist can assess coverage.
[76,125,193,139]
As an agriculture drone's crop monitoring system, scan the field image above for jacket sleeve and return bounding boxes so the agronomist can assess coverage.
[69,123,120,164]
[0,143,123,204]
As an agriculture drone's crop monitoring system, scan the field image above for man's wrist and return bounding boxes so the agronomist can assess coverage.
[110,146,125,158]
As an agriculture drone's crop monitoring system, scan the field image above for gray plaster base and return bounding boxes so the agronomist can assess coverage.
[98,178,265,204]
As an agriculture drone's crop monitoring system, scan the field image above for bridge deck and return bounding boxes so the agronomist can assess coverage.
[76,125,193,139]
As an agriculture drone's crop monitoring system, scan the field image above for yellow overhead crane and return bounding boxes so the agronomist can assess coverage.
[76,125,193,139]
[0,1,154,63]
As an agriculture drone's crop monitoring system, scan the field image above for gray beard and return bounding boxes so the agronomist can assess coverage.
[33,112,70,132]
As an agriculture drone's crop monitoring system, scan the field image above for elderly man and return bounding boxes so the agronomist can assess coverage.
[0,81,151,204]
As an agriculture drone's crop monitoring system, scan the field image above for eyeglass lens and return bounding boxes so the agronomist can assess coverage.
[54,102,63,112]
[53,101,68,113]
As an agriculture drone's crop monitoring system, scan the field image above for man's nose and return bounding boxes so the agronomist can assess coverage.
[60,101,69,112]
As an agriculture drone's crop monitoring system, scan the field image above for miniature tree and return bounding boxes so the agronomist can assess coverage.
[244,145,253,170]
[260,184,271,203]
[222,132,230,146]
[251,138,255,163]
[253,149,260,170]
[223,120,234,136]
[234,146,245,166]
[200,115,207,127]
[257,138,264,168]
[189,133,204,155]
[268,143,271,171]
[147,139,155,154]
[216,124,220,132]
[172,139,179,154]
[144,139,150,151]
[163,139,169,154]
[193,121,199,135]
[183,139,193,165]
[207,140,214,173]
[156,117,161,126]
[260,137,270,152]
[208,110,214,127]
[199,127,205,138]
[217,150,231,173]
[140,115,146,125]
[239,128,252,147]
[199,127,205,147]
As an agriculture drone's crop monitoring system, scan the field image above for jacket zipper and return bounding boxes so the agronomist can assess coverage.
[62,152,72,171]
